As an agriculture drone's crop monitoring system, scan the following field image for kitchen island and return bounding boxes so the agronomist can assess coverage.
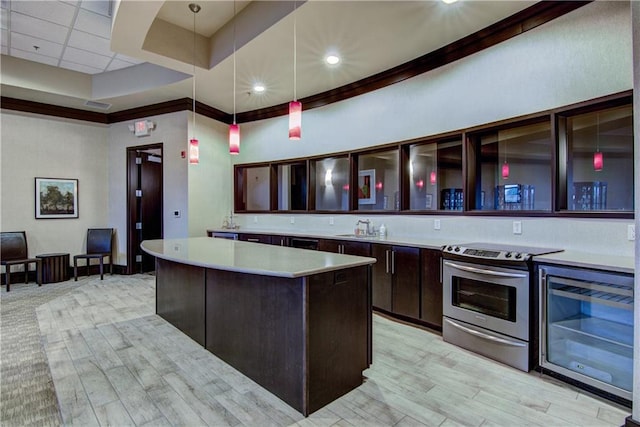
[141,237,376,416]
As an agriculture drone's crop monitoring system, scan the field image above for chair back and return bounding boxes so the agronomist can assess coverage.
[1,231,29,262]
[86,228,113,255]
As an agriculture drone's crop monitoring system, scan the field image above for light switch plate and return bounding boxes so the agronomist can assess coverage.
[434,219,441,230]
[628,224,635,241]
[329,216,334,225]
[253,216,258,223]
[513,221,522,235]
[290,217,295,224]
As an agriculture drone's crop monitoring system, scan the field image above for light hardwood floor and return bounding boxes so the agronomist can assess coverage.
[28,274,632,426]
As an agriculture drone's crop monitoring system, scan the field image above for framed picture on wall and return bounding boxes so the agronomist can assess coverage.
[358,169,376,205]
[35,177,79,219]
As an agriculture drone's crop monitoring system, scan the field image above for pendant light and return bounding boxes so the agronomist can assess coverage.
[502,140,509,179]
[229,1,240,155]
[593,112,603,171]
[430,147,437,185]
[288,1,302,140]
[188,3,201,165]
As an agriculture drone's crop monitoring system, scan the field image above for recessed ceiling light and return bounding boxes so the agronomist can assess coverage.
[253,84,266,93]
[325,55,340,65]
[441,0,458,4]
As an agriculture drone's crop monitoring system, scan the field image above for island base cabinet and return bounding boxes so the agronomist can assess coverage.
[205,265,370,416]
[156,258,205,346]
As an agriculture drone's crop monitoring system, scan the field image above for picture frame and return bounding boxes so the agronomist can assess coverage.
[358,169,376,205]
[35,177,78,219]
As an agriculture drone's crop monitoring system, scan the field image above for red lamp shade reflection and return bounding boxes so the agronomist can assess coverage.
[342,184,349,191]
[375,181,383,191]
[189,138,199,164]
[229,124,240,155]
[501,162,510,179]
[593,151,603,171]
[429,171,437,185]
[289,101,302,140]
[416,179,424,189]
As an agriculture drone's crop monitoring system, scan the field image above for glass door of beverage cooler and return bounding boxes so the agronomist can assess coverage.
[540,265,634,400]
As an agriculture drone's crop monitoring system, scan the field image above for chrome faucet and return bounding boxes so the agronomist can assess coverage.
[356,219,373,236]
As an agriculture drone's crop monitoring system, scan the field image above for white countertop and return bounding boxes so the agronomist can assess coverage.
[208,228,635,273]
[141,237,376,278]
[207,228,451,250]
[533,250,635,274]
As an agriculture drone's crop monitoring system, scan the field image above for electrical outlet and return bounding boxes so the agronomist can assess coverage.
[513,221,522,235]
[329,216,334,225]
[254,216,258,223]
[290,217,295,224]
[434,219,441,230]
[628,224,635,241]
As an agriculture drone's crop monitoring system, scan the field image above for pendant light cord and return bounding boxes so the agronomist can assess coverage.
[189,3,200,139]
[293,1,297,102]
[596,112,600,152]
[233,1,237,125]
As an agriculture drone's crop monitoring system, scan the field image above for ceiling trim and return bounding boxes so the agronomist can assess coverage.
[2,1,591,126]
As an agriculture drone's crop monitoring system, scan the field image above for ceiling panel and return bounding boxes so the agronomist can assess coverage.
[74,8,110,38]
[10,0,76,27]
[11,32,64,58]
[62,45,111,70]
[67,29,110,56]
[10,11,68,44]
[59,59,101,74]
[11,47,59,66]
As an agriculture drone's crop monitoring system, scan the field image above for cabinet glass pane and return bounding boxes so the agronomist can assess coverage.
[314,157,349,211]
[477,121,552,211]
[243,166,270,211]
[566,105,633,212]
[357,149,399,211]
[409,139,462,211]
[277,163,307,211]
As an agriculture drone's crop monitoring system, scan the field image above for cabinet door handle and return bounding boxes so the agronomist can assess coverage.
[385,250,390,274]
[340,244,344,254]
[391,250,396,275]
[247,238,260,243]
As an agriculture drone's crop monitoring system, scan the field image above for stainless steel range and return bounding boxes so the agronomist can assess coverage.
[441,243,562,372]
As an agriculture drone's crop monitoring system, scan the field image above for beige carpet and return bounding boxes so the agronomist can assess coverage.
[1,277,85,426]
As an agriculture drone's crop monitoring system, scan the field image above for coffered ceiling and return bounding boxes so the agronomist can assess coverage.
[1,1,538,115]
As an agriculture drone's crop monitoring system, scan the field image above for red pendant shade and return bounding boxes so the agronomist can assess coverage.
[416,179,424,189]
[593,151,603,171]
[289,101,302,140]
[189,138,199,164]
[501,162,510,179]
[229,124,240,155]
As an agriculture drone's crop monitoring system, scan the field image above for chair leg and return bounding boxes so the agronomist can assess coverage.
[74,258,78,281]
[99,258,104,280]
[109,256,113,275]
[5,266,11,292]
[24,262,29,284]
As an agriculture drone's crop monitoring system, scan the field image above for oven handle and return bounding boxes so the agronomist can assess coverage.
[443,261,527,278]
[445,318,526,347]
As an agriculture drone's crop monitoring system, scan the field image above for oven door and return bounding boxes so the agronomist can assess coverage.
[443,260,530,341]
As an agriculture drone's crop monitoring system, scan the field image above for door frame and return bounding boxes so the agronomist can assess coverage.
[126,143,164,274]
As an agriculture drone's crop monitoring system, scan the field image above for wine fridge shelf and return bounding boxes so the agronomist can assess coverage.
[549,276,633,310]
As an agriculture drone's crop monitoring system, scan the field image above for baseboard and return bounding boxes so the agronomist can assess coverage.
[626,416,640,427]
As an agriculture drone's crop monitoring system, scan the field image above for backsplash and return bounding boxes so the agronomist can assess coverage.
[224,214,635,257]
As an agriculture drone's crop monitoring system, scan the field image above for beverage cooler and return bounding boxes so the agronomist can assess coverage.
[539,265,634,402]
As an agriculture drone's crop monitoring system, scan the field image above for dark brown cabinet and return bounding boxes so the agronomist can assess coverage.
[371,244,420,318]
[270,235,289,246]
[318,239,371,257]
[420,248,442,329]
[239,233,271,244]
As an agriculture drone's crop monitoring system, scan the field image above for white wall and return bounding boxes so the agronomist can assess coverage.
[0,112,109,259]
[107,111,189,265]
[187,114,233,236]
[225,1,634,257]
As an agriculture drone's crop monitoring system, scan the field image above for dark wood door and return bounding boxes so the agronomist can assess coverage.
[127,145,163,274]
[420,248,443,329]
[342,241,371,257]
[371,244,392,311]
[391,246,420,319]
[239,233,270,244]
[318,239,341,253]
[270,235,289,246]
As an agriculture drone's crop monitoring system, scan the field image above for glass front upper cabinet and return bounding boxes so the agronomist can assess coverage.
[409,138,463,211]
[313,156,350,211]
[470,119,553,212]
[357,149,399,211]
[277,162,307,211]
[563,104,633,212]
[235,165,271,211]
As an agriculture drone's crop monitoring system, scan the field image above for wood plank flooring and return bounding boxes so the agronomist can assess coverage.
[17,274,633,425]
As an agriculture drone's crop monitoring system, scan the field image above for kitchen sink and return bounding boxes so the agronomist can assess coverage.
[335,233,378,239]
